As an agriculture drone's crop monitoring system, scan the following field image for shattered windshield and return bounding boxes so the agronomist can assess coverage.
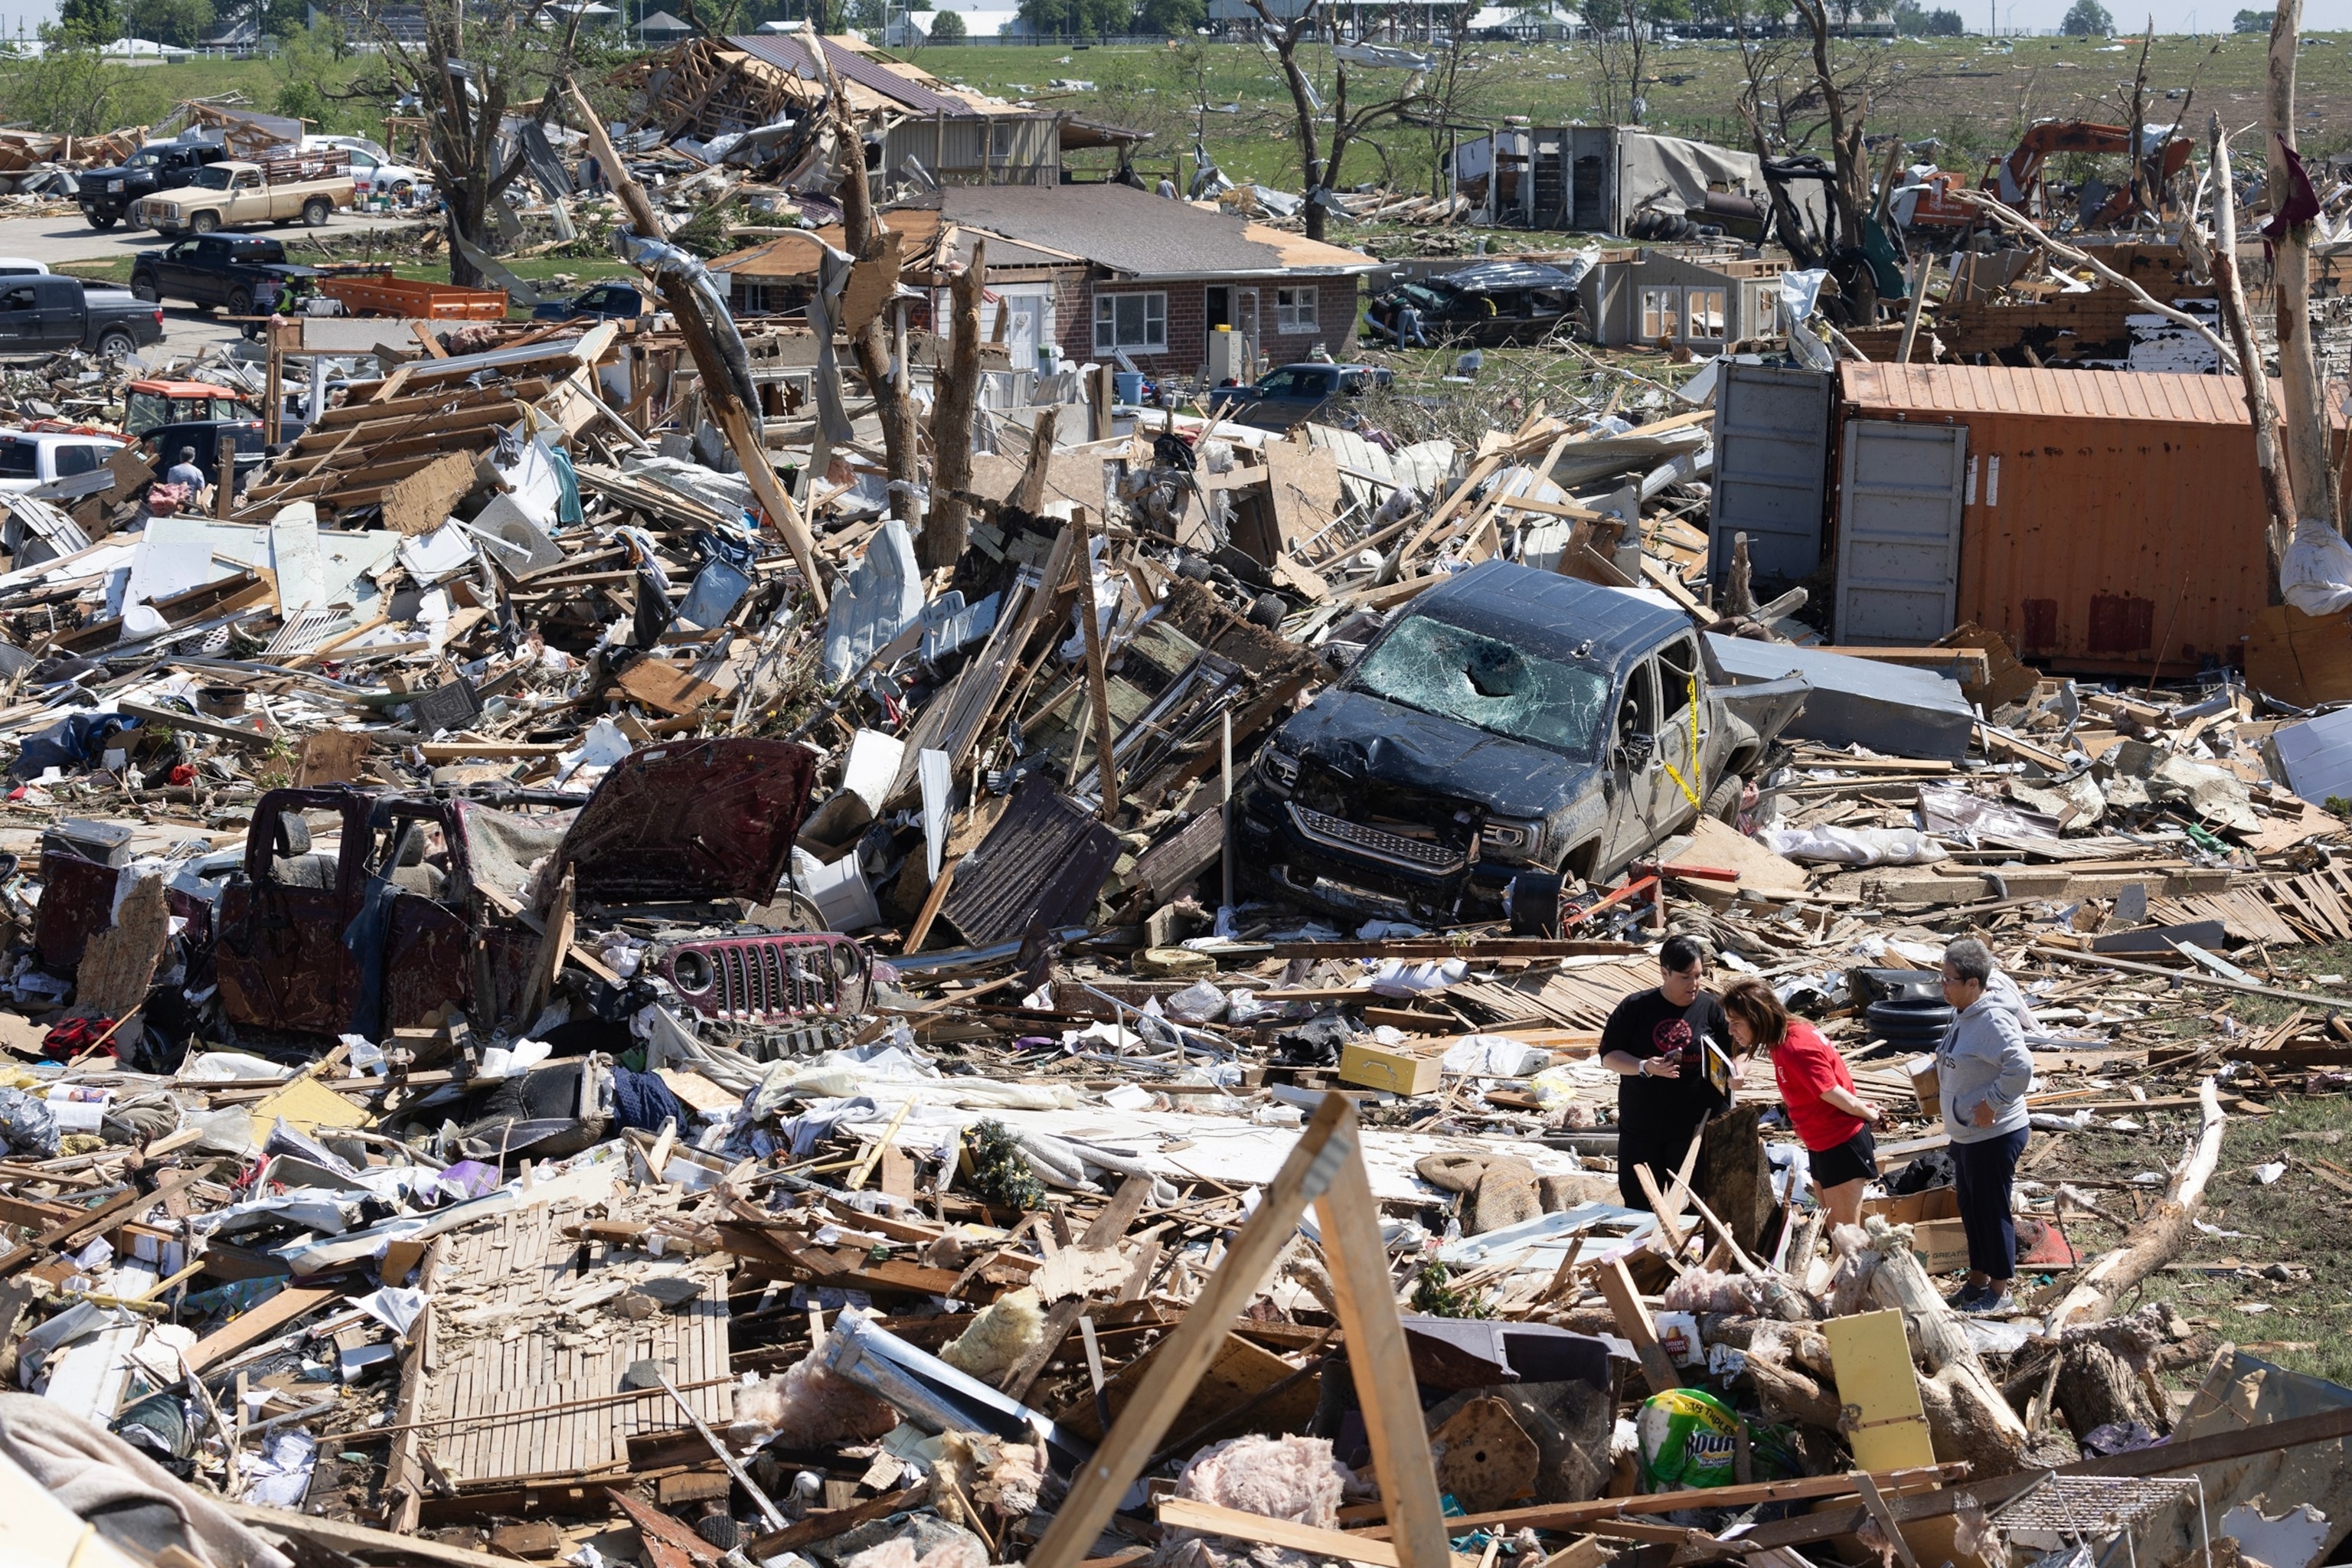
[1349,610,1611,758]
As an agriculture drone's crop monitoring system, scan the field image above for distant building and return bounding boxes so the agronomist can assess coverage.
[635,8,694,44]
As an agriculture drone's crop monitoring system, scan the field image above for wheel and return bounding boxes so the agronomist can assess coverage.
[95,328,136,357]
[302,197,330,227]
[129,277,158,303]
[391,180,413,199]
[190,211,220,234]
[1704,771,1746,825]
[85,211,116,230]
[227,287,253,318]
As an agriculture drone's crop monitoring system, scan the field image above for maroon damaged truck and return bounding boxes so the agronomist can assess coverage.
[38,737,870,1042]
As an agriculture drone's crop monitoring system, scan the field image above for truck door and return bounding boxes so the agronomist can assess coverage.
[1644,634,1710,838]
[0,281,38,352]
[188,239,228,302]
[1601,656,1658,873]
[31,278,80,351]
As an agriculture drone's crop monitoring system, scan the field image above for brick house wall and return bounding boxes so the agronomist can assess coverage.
[1055,276,1361,376]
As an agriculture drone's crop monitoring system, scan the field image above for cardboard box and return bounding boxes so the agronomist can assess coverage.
[1338,1040,1442,1096]
[1906,1054,1941,1107]
[1863,1186,1969,1272]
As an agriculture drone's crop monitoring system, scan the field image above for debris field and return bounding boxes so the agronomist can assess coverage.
[3,16,2352,1568]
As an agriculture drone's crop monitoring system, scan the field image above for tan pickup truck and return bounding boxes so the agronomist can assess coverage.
[134,149,354,237]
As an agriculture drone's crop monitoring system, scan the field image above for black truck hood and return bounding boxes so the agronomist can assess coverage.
[1274,688,1583,819]
[556,737,818,905]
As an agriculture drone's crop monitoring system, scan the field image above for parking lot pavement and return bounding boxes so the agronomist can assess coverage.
[0,207,420,367]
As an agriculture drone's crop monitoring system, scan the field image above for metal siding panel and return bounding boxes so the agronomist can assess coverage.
[1953,413,2269,672]
[938,773,1122,946]
[1835,420,1968,644]
[1707,363,1834,585]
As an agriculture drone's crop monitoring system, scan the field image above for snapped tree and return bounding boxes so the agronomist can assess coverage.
[1243,0,1434,244]
[358,0,592,291]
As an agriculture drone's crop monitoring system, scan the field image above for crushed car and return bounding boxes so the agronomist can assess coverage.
[1233,562,1808,923]
[1368,259,1593,348]
[38,737,871,1052]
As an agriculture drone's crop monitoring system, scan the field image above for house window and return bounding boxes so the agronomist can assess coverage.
[1094,291,1166,353]
[1276,286,1318,333]
[1638,286,1677,342]
[1684,287,1726,341]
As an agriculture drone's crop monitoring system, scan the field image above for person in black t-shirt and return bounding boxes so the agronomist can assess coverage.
[1599,934,1745,1213]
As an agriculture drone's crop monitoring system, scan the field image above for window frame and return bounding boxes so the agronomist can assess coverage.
[1274,284,1318,334]
[1093,289,1167,353]
[1638,286,1677,342]
[1684,286,1726,341]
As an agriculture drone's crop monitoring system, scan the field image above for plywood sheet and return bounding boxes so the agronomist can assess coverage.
[1824,1308,1934,1470]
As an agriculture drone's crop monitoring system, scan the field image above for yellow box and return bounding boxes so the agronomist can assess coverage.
[1337,1041,1442,1096]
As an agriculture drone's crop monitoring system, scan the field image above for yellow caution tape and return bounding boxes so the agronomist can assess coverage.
[1660,671,1703,812]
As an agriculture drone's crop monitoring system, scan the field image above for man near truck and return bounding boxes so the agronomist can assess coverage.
[165,446,205,490]
[1599,934,1746,1214]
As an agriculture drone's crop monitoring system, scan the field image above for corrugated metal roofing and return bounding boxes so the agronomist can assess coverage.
[1841,362,2261,426]
[728,33,1019,119]
[939,774,1120,945]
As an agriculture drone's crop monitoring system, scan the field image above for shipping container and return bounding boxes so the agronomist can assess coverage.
[1833,363,2347,677]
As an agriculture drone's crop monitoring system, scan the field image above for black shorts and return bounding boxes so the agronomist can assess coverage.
[1810,1126,1879,1189]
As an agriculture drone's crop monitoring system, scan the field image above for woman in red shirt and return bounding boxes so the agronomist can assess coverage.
[1720,978,1881,1228]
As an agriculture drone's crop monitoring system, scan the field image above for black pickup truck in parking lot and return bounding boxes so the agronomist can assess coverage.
[0,276,165,358]
[129,234,318,318]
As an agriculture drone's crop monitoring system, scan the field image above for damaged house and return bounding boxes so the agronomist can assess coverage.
[715,183,1385,377]
[636,32,1146,201]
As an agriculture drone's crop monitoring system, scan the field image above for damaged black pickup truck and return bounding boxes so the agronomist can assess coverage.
[39,737,870,1047]
[1234,563,1808,923]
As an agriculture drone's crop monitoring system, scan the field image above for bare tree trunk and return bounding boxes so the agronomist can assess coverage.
[831,98,923,538]
[2265,0,2339,534]
[2126,21,2153,224]
[2046,1079,2225,1334]
[1860,1224,2030,1475]
[1622,0,1648,126]
[921,237,985,574]
[1250,0,1329,243]
[1793,0,1873,320]
[2210,116,2295,593]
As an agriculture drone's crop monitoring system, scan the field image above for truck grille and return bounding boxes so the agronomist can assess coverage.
[1287,802,1464,874]
[657,933,870,1021]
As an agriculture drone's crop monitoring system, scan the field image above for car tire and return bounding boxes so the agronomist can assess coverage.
[302,198,331,227]
[86,211,116,230]
[96,328,136,357]
[130,277,159,304]
[1704,772,1746,825]
[227,288,253,318]
[190,211,220,234]
[392,181,413,198]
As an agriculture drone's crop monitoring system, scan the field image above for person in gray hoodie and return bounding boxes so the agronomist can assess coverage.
[1938,937,2034,1314]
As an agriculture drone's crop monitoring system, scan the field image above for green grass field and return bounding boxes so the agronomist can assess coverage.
[909,32,2352,193]
[31,31,2345,288]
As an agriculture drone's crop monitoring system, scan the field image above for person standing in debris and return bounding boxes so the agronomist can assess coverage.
[1158,174,1178,199]
[1938,937,2034,1315]
[1601,935,1743,1213]
[1720,978,1879,1229]
[165,446,205,492]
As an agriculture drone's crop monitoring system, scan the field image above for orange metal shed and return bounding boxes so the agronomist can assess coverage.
[1835,362,2341,677]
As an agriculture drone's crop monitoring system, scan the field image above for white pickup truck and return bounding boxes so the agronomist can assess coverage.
[134,149,355,237]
